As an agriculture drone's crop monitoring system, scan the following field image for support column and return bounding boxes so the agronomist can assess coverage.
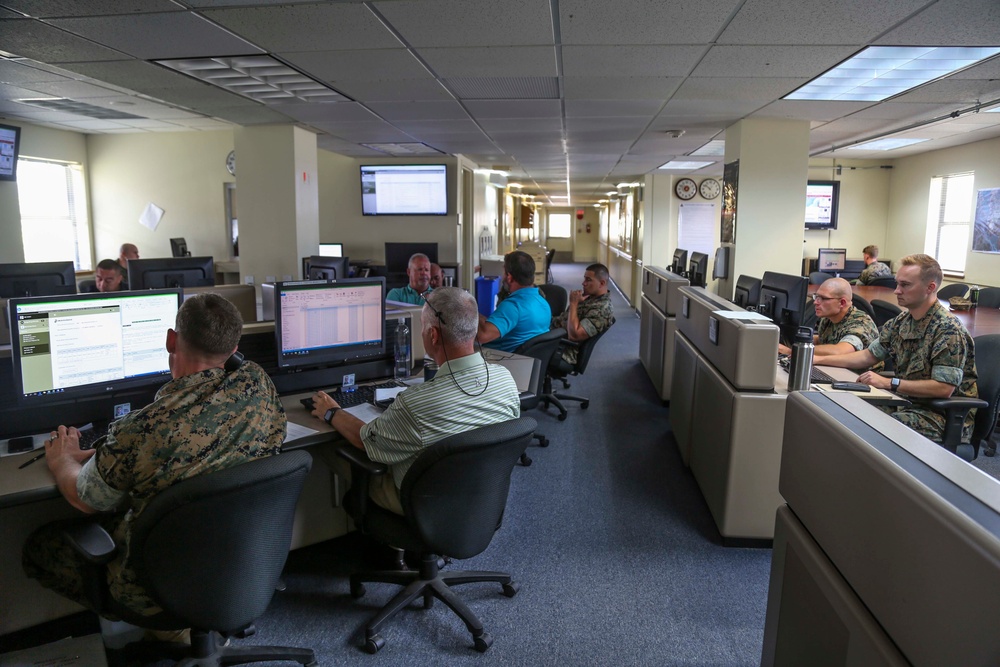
[233,125,319,291]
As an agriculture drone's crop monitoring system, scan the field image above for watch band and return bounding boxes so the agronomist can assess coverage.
[324,407,339,424]
[890,377,900,392]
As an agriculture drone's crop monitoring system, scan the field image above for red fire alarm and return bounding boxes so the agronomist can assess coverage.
[576,209,585,220]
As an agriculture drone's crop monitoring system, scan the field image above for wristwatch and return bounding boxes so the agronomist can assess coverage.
[324,407,340,424]
[890,377,901,392]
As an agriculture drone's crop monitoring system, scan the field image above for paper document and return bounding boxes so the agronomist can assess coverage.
[712,310,771,321]
[284,420,318,443]
[345,403,383,424]
[375,386,407,403]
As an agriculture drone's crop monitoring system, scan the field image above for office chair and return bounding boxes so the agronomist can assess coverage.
[929,334,999,461]
[337,416,537,654]
[538,282,568,318]
[809,271,834,285]
[77,278,97,293]
[544,248,556,283]
[513,328,568,460]
[978,287,1000,309]
[61,452,316,667]
[868,276,898,289]
[851,293,876,320]
[871,299,903,329]
[937,283,968,300]
[543,318,616,421]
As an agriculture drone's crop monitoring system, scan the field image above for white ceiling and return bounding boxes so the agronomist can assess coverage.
[1,0,999,205]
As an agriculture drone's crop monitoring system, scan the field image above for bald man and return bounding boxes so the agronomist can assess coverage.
[778,277,878,358]
[118,243,139,284]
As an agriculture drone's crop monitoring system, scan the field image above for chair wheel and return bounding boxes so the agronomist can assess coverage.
[986,448,996,457]
[502,581,519,597]
[365,634,386,654]
[580,401,589,409]
[538,437,549,447]
[519,453,532,466]
[473,632,493,652]
[351,582,365,598]
[558,412,567,421]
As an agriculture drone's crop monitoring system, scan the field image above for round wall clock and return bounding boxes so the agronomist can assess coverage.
[699,178,721,200]
[675,178,697,200]
[226,150,236,176]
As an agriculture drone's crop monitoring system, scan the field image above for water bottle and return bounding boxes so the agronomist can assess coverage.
[787,326,815,392]
[394,317,411,379]
[970,285,980,307]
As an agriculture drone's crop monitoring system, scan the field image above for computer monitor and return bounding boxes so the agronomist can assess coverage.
[318,243,344,258]
[273,277,386,370]
[817,248,847,273]
[0,261,77,298]
[671,248,688,276]
[384,242,438,275]
[170,238,191,257]
[759,271,809,342]
[306,255,350,280]
[734,275,762,309]
[7,289,181,407]
[688,252,709,288]
[127,257,215,289]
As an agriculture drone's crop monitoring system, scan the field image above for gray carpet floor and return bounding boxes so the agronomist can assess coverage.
[248,262,773,666]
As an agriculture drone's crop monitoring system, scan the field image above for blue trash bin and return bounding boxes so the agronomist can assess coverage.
[475,276,501,317]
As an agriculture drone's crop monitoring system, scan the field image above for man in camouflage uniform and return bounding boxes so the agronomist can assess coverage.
[550,263,614,370]
[778,277,878,358]
[23,294,285,618]
[821,254,978,442]
[857,244,892,285]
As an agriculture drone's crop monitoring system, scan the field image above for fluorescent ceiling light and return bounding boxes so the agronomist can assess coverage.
[550,196,568,200]
[658,160,714,170]
[689,140,725,156]
[785,46,1000,102]
[847,137,930,151]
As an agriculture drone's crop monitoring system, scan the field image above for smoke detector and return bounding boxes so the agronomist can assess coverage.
[664,130,685,138]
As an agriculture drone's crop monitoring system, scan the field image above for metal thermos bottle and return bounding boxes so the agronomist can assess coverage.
[787,326,815,392]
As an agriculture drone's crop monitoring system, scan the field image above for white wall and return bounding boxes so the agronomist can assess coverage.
[886,136,1000,286]
[87,131,235,262]
[0,121,89,263]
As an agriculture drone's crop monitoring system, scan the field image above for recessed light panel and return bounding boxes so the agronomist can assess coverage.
[785,46,1000,102]
[658,160,714,170]
[846,137,930,151]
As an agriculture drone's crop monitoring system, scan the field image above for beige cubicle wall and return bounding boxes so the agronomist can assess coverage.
[638,266,689,401]
[183,283,257,322]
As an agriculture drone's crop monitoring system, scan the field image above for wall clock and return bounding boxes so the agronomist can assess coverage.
[675,178,697,200]
[699,178,721,200]
[226,150,236,176]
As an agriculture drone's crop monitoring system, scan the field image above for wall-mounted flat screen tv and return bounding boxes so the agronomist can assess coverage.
[0,123,22,182]
[360,164,448,216]
[804,180,840,230]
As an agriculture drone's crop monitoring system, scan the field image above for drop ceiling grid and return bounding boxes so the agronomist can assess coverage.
[280,49,433,84]
[373,0,554,48]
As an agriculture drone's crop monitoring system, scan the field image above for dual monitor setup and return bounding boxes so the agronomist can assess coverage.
[733,271,809,343]
[670,248,710,288]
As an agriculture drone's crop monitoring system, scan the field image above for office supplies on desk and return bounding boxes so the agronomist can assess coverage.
[778,356,836,384]
[299,380,404,411]
[830,381,871,392]
[18,449,45,469]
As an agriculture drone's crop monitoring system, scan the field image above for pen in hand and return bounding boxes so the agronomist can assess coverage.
[18,450,46,470]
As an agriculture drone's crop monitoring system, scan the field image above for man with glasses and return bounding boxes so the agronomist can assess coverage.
[779,277,878,358]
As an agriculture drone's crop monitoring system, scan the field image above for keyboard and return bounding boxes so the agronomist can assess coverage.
[299,380,404,412]
[77,423,109,450]
[777,356,836,385]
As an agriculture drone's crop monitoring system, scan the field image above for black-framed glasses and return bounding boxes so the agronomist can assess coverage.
[422,291,446,325]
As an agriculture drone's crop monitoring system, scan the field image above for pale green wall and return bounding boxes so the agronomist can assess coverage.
[886,136,1000,286]
[87,131,235,263]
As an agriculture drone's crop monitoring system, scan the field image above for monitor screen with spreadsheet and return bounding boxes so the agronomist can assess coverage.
[273,277,386,370]
[7,289,181,406]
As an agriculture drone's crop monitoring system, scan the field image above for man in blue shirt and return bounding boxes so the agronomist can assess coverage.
[477,250,550,352]
[386,253,431,305]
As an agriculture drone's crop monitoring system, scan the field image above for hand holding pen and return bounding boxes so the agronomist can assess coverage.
[18,426,92,470]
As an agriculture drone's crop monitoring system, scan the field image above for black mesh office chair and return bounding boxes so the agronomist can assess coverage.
[62,452,316,667]
[77,279,97,293]
[538,283,568,318]
[871,299,903,328]
[544,318,615,421]
[513,328,568,461]
[929,334,999,461]
[544,248,556,283]
[868,276,898,289]
[809,271,834,285]
[851,293,876,320]
[978,287,1000,309]
[937,283,968,300]
[337,416,537,654]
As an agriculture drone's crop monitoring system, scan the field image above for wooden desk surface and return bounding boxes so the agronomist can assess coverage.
[807,283,1000,338]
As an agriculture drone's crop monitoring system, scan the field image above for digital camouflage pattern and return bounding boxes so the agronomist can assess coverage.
[23,360,285,617]
[817,305,879,351]
[857,261,892,285]
[869,301,978,442]
[551,292,614,365]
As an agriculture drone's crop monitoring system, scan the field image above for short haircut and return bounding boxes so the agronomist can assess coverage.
[119,243,137,257]
[96,258,122,274]
[504,250,536,286]
[175,293,243,359]
[408,253,430,269]
[586,263,609,282]
[423,287,478,346]
[820,277,853,301]
[899,253,943,288]
[862,245,879,258]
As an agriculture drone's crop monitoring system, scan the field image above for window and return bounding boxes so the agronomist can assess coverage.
[17,158,92,271]
[925,172,974,275]
[548,213,572,239]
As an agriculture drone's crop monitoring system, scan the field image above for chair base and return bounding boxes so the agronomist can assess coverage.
[349,554,518,653]
[116,630,316,667]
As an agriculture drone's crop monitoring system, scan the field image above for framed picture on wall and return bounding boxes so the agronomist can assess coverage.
[973,187,1000,253]
[721,160,739,244]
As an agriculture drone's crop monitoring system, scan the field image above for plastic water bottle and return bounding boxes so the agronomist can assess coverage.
[394,317,411,379]
[787,326,815,392]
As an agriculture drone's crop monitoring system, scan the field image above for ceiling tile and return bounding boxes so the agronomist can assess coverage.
[562,45,705,77]
[374,0,553,48]
[0,59,74,85]
[269,101,379,123]
[563,76,682,100]
[875,0,1000,45]
[672,77,803,103]
[332,78,453,102]
[464,100,561,119]
[16,79,122,98]
[559,0,739,45]
[419,46,557,78]
[208,105,292,125]
[693,45,858,78]
[391,120,484,135]
[476,117,562,133]
[565,100,662,118]
[365,100,468,121]
[0,19,126,62]
[281,49,431,83]
[752,99,876,121]
[890,78,1000,105]
[0,1,180,17]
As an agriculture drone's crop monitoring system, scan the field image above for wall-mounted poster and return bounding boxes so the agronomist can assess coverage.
[721,160,739,244]
[972,188,1000,253]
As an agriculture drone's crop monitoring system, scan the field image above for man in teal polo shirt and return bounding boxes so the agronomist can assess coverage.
[477,250,550,352]
[386,253,432,304]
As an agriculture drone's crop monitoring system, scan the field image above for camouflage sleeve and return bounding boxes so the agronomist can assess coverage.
[927,322,968,387]
[578,298,614,339]
[868,319,895,361]
[77,456,127,511]
[839,310,879,351]
[93,416,139,493]
[551,311,567,330]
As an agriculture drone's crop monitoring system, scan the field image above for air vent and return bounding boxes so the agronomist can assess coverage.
[15,98,145,120]
[360,143,445,156]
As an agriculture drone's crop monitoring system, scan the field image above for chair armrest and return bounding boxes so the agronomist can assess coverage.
[930,397,988,451]
[334,442,388,477]
[334,442,387,526]
[62,521,117,564]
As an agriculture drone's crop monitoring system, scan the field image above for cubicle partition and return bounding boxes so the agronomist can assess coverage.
[763,392,1000,666]
[638,266,689,401]
[669,286,784,543]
